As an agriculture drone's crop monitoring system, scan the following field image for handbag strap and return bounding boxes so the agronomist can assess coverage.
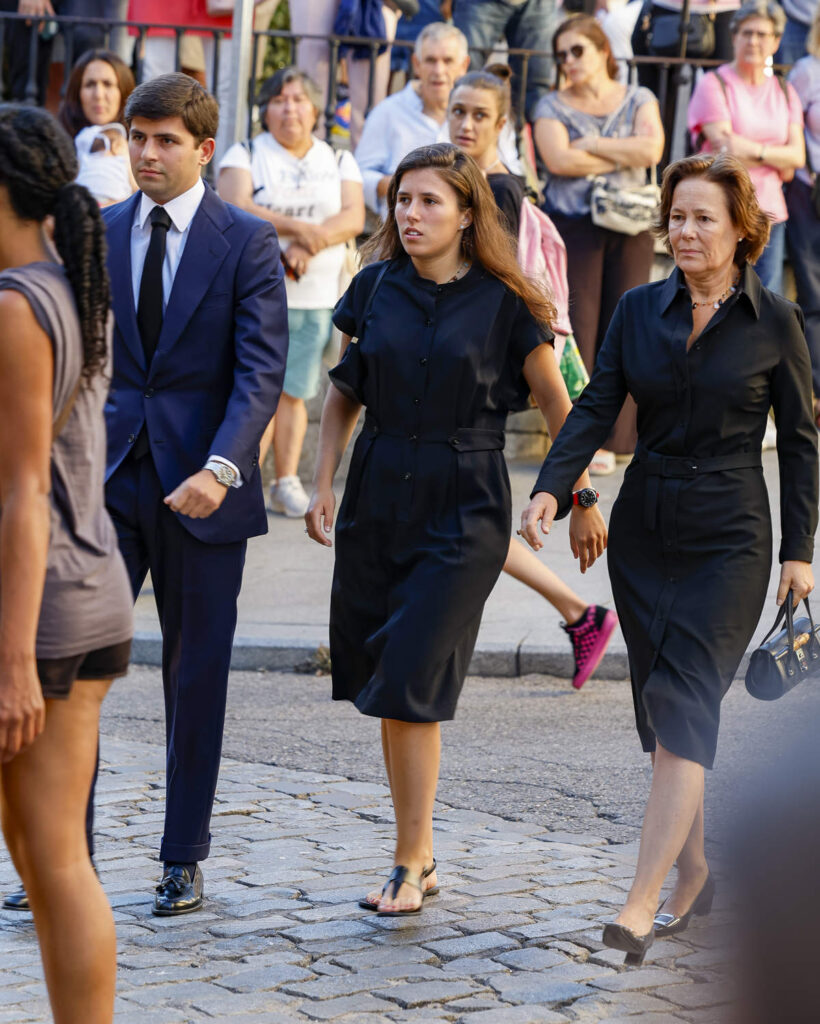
[758,591,817,650]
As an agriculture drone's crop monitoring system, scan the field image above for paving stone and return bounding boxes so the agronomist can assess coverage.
[440,957,510,977]
[294,994,397,1020]
[213,963,316,992]
[456,1005,570,1023]
[285,965,446,1001]
[485,972,595,1005]
[376,979,481,1008]
[494,947,569,970]
[424,932,520,960]
[659,981,733,1009]
[591,967,691,992]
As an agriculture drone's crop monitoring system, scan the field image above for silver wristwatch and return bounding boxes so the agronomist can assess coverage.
[204,459,236,487]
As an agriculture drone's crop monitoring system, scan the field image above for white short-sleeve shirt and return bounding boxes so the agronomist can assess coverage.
[219,133,363,309]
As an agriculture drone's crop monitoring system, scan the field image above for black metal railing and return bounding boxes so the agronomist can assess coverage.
[0,14,792,173]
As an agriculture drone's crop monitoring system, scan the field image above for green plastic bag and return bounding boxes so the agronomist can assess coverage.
[559,333,589,401]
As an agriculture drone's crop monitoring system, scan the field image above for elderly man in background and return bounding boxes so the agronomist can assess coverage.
[355,21,470,215]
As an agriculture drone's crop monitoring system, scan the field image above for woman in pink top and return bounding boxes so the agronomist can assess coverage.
[688,0,806,293]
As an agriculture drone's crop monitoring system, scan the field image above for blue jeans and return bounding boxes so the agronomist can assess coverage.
[452,0,557,120]
[755,219,786,295]
[785,178,820,398]
[775,16,810,65]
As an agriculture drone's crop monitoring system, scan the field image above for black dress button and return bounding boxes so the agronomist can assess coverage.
[409,433,418,441]
[419,357,428,366]
[425,319,432,327]
[413,397,421,405]
[403,472,412,481]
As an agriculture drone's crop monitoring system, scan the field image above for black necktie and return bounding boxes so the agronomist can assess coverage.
[137,206,172,365]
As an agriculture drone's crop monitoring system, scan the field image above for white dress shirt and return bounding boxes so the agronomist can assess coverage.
[131,176,241,486]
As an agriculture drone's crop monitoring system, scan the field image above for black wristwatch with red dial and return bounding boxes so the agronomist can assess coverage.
[572,488,599,508]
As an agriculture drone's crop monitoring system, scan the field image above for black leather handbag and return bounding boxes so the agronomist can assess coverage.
[635,2,717,60]
[745,594,820,701]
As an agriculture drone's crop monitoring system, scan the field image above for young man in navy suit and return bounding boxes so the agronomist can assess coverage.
[102,74,288,914]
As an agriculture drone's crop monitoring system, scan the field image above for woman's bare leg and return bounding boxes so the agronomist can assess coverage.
[377,719,440,913]
[504,538,587,623]
[272,394,309,480]
[662,790,709,916]
[259,415,276,469]
[614,742,704,936]
[0,679,115,1024]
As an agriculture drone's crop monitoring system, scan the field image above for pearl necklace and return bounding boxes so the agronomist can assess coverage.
[447,260,471,283]
[691,274,739,310]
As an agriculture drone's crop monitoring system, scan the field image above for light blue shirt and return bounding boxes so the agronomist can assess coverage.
[355,82,448,215]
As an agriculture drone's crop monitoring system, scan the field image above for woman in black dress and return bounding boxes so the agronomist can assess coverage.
[306,143,608,915]
[521,153,818,964]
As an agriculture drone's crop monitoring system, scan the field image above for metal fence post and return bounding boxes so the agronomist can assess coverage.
[223,0,255,154]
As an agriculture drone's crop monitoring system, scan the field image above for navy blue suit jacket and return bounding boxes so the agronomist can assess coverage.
[102,185,288,544]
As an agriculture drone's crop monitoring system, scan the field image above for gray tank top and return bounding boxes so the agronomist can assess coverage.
[0,262,133,659]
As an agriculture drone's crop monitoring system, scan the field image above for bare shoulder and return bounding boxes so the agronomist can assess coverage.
[0,287,51,364]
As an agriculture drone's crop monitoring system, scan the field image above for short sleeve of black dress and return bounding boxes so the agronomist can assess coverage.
[329,262,386,405]
[503,291,554,412]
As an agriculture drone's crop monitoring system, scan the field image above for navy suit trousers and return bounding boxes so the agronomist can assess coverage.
[106,452,246,862]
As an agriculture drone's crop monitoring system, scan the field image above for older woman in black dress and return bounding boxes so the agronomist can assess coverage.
[307,143,607,915]
[522,153,818,964]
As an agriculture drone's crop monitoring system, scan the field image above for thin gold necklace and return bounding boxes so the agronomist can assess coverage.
[447,259,470,284]
[691,272,739,310]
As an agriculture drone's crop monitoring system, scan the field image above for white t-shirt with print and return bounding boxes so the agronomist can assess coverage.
[219,133,363,309]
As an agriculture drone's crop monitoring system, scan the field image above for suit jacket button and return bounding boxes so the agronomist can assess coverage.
[144,388,154,398]
[127,433,135,444]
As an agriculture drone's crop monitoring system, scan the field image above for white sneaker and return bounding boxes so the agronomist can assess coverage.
[762,418,777,452]
[270,476,310,517]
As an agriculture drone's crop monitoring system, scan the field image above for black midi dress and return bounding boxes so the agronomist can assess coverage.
[533,265,818,768]
[329,257,552,722]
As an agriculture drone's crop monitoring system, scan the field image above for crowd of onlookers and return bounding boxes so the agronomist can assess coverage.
[1,0,819,486]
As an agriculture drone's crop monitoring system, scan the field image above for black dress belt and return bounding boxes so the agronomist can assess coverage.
[363,413,505,453]
[636,444,762,531]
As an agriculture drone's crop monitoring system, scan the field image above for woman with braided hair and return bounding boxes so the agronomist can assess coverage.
[0,105,132,1023]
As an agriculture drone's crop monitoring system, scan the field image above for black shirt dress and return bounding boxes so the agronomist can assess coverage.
[533,264,818,768]
[329,256,552,722]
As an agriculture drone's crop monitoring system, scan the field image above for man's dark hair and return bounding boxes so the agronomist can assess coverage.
[124,72,218,144]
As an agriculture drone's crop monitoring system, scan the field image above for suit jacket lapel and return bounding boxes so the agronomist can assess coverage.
[107,193,145,371]
[149,188,232,377]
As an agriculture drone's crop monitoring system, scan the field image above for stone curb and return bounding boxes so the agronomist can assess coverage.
[132,632,756,680]
[131,631,633,680]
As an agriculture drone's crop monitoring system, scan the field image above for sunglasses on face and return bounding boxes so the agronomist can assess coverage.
[556,44,586,63]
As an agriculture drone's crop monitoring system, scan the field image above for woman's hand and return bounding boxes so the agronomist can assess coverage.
[305,487,336,547]
[519,492,558,551]
[777,561,814,606]
[0,653,46,763]
[569,506,608,573]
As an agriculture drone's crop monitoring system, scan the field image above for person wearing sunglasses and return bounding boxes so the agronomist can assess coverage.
[533,14,664,476]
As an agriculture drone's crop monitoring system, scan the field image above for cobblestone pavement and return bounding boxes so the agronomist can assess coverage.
[1,736,733,1024]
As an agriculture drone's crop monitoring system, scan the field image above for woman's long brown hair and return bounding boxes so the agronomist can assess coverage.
[361,143,556,329]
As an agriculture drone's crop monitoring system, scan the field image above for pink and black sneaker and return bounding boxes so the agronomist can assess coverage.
[563,605,618,690]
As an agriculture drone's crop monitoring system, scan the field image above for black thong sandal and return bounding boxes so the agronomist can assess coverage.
[358,860,438,912]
